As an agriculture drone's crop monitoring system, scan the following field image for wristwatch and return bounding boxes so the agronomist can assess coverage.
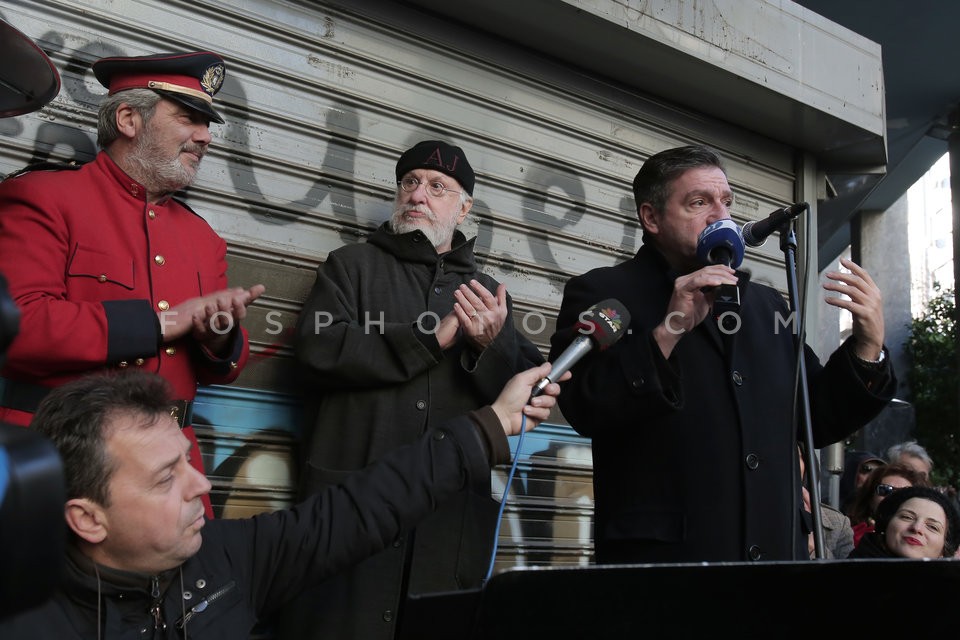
[854,347,886,369]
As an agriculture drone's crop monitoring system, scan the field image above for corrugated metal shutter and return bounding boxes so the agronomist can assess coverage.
[0,0,801,568]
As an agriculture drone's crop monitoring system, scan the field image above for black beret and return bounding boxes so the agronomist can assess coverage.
[395,140,474,195]
[92,51,226,124]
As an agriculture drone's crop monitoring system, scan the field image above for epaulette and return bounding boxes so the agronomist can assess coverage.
[2,160,85,181]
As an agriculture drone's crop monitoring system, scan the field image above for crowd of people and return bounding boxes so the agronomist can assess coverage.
[0,30,958,640]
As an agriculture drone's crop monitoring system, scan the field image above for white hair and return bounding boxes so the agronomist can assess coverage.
[886,440,933,469]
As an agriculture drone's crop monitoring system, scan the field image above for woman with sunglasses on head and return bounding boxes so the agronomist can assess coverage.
[838,450,886,514]
[848,485,960,559]
[847,463,928,548]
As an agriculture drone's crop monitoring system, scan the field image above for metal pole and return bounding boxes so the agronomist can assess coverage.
[948,108,960,429]
[780,220,825,559]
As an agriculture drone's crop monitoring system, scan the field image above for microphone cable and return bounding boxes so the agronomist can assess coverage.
[484,413,527,583]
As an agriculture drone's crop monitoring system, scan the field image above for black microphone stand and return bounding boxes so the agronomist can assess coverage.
[778,217,825,559]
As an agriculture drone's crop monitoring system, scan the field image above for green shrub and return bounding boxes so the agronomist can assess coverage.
[904,285,958,488]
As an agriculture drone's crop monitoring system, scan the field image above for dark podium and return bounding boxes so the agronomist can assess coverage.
[398,560,960,637]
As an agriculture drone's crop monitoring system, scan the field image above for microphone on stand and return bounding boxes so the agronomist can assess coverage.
[696,220,745,324]
[741,202,808,247]
[531,298,631,398]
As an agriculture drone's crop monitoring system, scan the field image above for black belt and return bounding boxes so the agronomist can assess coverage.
[1,377,192,428]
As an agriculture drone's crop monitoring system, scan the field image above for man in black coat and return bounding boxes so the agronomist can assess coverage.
[0,363,564,638]
[283,140,543,640]
[550,145,895,564]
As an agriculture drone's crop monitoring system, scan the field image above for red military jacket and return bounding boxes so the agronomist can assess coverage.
[0,151,249,422]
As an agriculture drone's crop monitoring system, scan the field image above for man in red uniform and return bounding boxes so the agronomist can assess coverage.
[0,51,264,518]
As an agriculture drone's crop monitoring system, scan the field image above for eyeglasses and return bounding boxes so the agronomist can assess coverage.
[859,463,881,475]
[875,483,902,497]
[398,177,461,198]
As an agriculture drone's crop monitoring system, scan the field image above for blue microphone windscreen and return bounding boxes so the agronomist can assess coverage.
[696,219,745,268]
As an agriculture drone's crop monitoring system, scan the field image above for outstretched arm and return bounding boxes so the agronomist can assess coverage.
[247,362,568,613]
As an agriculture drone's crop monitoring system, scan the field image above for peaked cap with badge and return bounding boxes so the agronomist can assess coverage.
[92,51,226,124]
[395,140,475,195]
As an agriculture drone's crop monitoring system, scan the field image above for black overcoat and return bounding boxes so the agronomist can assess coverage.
[550,245,895,564]
[283,223,543,640]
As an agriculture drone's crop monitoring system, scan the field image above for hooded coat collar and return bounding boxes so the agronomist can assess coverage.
[367,221,477,272]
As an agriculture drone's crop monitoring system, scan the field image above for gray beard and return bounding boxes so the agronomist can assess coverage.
[390,205,458,250]
[127,131,198,196]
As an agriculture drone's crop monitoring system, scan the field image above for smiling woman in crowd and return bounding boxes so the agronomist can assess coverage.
[847,463,927,547]
[848,485,960,559]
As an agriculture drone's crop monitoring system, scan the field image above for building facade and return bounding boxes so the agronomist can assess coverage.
[0,0,885,570]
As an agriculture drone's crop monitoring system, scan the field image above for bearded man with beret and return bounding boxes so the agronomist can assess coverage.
[281,140,544,640]
[0,52,264,519]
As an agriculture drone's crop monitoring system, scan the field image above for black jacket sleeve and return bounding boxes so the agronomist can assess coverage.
[206,408,510,618]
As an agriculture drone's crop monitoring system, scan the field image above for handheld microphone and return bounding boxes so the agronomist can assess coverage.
[532,299,631,397]
[489,302,630,583]
[741,202,808,247]
[696,220,744,320]
[696,219,744,269]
